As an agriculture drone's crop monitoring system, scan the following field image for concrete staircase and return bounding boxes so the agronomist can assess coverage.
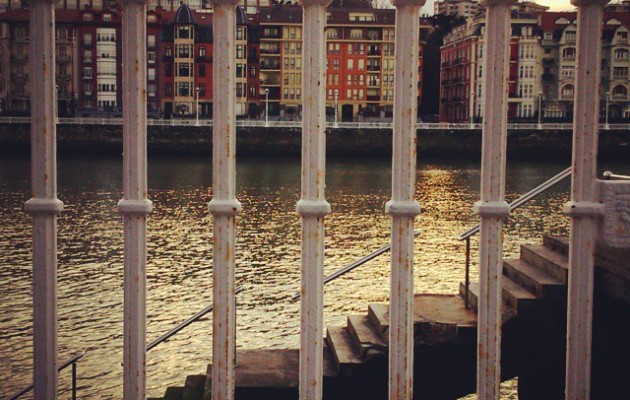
[153,235,570,400]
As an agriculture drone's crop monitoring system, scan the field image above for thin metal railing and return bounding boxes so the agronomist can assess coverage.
[458,167,572,308]
[9,285,246,399]
[3,116,630,131]
[603,171,630,181]
[290,231,421,301]
[8,353,84,400]
[146,285,246,352]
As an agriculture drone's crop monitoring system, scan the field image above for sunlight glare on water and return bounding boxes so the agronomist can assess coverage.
[2,155,625,398]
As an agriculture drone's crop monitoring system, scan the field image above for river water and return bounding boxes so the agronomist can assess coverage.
[1,154,627,399]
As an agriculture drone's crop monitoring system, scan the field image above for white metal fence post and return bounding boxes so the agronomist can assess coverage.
[25,1,62,398]
[386,1,425,399]
[297,1,332,399]
[208,1,241,400]
[118,1,153,399]
[474,1,515,399]
[564,1,608,399]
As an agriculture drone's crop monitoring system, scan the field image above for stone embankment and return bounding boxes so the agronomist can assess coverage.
[1,123,629,158]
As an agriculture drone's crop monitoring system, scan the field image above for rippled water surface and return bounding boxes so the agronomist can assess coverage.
[1,154,628,399]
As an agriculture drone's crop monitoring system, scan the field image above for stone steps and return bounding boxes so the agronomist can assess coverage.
[156,236,572,400]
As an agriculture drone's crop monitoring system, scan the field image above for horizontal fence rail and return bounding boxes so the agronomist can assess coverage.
[1,117,629,131]
[9,353,84,400]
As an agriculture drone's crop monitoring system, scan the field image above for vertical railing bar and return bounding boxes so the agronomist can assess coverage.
[474,1,515,399]
[465,237,471,309]
[208,2,241,400]
[297,1,332,399]
[118,1,152,399]
[24,1,62,399]
[386,1,425,399]
[563,1,608,399]
[72,361,77,400]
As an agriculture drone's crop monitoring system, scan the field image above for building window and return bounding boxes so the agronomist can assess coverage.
[165,83,172,96]
[199,46,206,58]
[165,64,172,77]
[612,84,628,98]
[148,51,156,63]
[177,63,191,77]
[347,59,354,70]
[236,45,244,59]
[84,82,92,95]
[103,13,112,22]
[199,64,206,77]
[83,50,92,63]
[148,14,157,23]
[147,35,156,48]
[82,13,94,22]
[199,83,206,97]
[166,46,173,57]
[562,47,576,59]
[250,66,256,78]
[83,33,92,46]
[178,82,190,97]
[148,68,156,81]
[561,84,574,98]
[83,67,92,79]
[177,26,192,40]
[615,48,629,60]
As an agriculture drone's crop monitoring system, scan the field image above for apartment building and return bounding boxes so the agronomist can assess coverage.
[260,6,430,120]
[440,12,543,122]
[433,0,480,19]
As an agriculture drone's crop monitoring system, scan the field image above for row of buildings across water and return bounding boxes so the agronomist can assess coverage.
[0,0,430,120]
[440,0,630,122]
[2,0,630,122]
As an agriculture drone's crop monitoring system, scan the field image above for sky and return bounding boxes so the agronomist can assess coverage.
[420,0,576,15]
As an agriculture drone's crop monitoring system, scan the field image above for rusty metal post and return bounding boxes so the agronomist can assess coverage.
[474,1,515,399]
[209,1,241,400]
[297,1,332,399]
[118,1,152,399]
[386,1,425,399]
[25,0,62,398]
[564,1,609,399]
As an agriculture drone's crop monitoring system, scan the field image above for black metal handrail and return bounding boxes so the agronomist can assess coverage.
[291,230,422,301]
[146,285,246,352]
[458,167,572,308]
[9,353,84,400]
[11,285,247,399]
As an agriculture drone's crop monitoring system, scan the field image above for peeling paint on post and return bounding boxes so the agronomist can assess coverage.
[208,1,241,400]
[474,1,515,399]
[386,1,425,399]
[297,1,331,399]
[118,1,153,399]
[564,1,609,399]
[24,0,62,398]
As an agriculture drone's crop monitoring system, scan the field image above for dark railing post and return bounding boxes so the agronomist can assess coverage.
[465,237,471,309]
[72,360,77,400]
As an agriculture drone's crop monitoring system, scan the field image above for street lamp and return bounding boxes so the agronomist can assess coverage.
[537,91,543,130]
[334,89,339,128]
[195,86,201,127]
[605,90,610,130]
[265,88,269,127]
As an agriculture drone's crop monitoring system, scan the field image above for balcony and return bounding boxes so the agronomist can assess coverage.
[260,48,281,55]
[260,62,281,71]
[367,94,380,101]
[367,51,381,57]
[367,66,380,72]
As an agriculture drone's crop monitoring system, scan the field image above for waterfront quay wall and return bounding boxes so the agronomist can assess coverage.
[0,123,628,159]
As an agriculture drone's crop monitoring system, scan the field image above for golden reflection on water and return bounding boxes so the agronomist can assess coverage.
[1,155,627,398]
